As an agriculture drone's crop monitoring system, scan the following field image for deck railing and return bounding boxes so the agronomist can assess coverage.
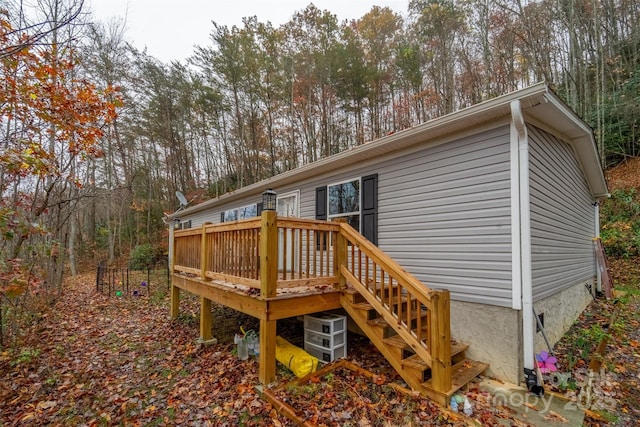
[172,213,341,295]
[172,210,451,394]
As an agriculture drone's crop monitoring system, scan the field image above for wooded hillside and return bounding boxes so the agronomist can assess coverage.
[1,0,638,346]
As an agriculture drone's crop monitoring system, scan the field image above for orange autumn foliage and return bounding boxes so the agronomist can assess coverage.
[0,16,119,298]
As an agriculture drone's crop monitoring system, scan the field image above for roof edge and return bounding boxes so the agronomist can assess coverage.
[169,82,608,218]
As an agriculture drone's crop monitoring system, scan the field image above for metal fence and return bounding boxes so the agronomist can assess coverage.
[96,260,169,297]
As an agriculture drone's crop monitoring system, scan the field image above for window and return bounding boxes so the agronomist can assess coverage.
[222,203,258,222]
[328,179,360,231]
[277,191,299,218]
[223,209,238,222]
[238,204,257,219]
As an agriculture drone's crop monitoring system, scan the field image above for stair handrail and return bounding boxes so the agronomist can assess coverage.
[338,222,435,304]
[337,222,452,392]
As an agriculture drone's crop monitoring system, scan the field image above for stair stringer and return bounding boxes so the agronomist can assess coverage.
[341,266,433,367]
[340,294,427,392]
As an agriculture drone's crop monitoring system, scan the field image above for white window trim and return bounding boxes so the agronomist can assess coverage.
[276,190,300,217]
[327,177,361,230]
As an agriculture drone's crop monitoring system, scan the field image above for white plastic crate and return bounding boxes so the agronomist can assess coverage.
[304,341,346,363]
[304,313,345,335]
[305,329,345,349]
[303,313,347,362]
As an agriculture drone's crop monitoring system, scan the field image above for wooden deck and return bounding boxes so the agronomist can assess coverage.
[171,272,342,321]
[170,211,487,405]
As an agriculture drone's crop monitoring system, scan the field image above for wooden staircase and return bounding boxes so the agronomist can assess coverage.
[336,223,489,405]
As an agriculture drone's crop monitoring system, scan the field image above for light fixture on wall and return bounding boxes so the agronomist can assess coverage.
[262,189,277,211]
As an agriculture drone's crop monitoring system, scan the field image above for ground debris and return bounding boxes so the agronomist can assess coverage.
[2,269,638,426]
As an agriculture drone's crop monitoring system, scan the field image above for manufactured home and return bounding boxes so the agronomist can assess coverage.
[167,83,608,399]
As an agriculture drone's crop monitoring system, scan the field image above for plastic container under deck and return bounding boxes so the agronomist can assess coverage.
[304,313,347,363]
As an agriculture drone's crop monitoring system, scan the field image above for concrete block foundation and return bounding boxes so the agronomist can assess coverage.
[450,300,522,384]
[533,279,595,353]
[450,278,595,385]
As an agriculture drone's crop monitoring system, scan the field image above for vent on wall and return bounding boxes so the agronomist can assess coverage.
[536,312,544,333]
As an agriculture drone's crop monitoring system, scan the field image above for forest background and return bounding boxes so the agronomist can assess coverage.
[0,0,638,348]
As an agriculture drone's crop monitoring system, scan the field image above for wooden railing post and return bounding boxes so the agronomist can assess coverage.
[199,222,214,342]
[430,289,452,394]
[260,210,278,298]
[334,220,347,289]
[200,222,210,281]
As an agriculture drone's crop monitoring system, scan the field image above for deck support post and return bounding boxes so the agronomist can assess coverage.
[170,285,180,319]
[430,289,452,396]
[334,220,347,289]
[259,318,277,384]
[169,222,179,319]
[260,210,278,298]
[259,210,278,384]
[200,296,213,341]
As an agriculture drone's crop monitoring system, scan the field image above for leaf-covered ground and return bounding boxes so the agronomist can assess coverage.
[0,275,290,426]
[3,268,640,426]
[1,274,527,426]
[550,255,640,426]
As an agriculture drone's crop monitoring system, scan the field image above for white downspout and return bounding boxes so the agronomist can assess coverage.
[511,100,535,379]
[594,202,601,293]
[510,108,522,310]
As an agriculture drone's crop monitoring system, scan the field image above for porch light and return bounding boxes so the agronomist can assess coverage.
[262,188,277,211]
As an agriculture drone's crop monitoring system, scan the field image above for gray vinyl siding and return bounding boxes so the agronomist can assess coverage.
[179,194,265,228]
[528,125,596,301]
[298,126,513,306]
[377,126,513,307]
[179,126,513,307]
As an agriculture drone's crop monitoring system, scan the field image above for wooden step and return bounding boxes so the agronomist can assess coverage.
[365,310,428,327]
[351,302,379,311]
[399,341,469,370]
[341,287,367,303]
[422,359,489,405]
[401,353,431,370]
[351,296,408,310]
[366,316,390,328]
[362,284,402,299]
[341,286,488,407]
[382,334,410,349]
[450,341,469,358]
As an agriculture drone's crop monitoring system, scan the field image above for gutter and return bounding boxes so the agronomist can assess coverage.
[510,100,538,392]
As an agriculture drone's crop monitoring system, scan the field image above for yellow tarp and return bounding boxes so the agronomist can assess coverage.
[275,336,318,378]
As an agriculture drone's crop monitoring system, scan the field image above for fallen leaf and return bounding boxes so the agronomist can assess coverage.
[37,401,57,410]
[544,410,568,423]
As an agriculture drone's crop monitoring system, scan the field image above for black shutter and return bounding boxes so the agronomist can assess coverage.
[220,212,225,223]
[315,186,327,220]
[256,202,263,216]
[316,186,327,249]
[361,174,378,245]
